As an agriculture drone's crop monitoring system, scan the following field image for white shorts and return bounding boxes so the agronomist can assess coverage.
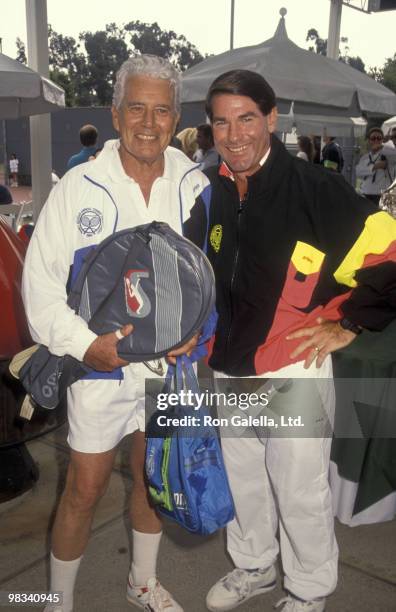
[66,361,165,453]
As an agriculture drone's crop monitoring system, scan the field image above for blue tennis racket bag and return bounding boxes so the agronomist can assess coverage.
[145,355,235,535]
[19,221,216,409]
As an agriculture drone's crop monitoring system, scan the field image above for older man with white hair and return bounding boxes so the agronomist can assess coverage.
[22,54,209,612]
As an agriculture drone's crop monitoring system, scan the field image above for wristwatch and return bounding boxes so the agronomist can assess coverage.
[338,317,363,335]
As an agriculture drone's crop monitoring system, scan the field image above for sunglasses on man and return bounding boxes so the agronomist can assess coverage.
[369,135,383,142]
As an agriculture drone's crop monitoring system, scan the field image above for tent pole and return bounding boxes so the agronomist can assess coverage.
[25,0,52,221]
[230,0,235,50]
[327,0,343,60]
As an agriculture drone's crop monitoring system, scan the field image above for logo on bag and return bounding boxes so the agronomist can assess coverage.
[77,208,103,237]
[124,269,151,318]
[41,372,58,399]
[210,224,222,253]
[173,492,187,511]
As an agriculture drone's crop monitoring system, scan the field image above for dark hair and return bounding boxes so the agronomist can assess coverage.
[367,127,383,139]
[205,70,276,120]
[79,124,98,147]
[297,135,314,162]
[0,183,13,205]
[196,123,214,146]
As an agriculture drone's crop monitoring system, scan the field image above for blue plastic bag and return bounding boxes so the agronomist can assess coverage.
[145,355,235,535]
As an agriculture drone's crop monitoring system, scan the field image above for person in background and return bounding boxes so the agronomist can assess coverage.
[383,126,396,150]
[176,126,198,160]
[312,136,321,164]
[355,127,396,206]
[194,123,220,170]
[9,153,19,187]
[296,135,314,162]
[321,135,344,173]
[0,183,13,204]
[67,124,99,170]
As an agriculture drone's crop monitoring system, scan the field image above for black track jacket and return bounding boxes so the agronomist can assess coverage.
[185,136,396,376]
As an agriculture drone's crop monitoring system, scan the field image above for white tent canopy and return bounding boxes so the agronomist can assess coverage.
[293,114,367,138]
[382,116,396,132]
[0,52,64,120]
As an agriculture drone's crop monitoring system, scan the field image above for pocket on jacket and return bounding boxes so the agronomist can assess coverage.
[281,241,325,309]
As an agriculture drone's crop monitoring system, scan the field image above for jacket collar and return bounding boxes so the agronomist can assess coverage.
[217,135,292,193]
[219,148,271,181]
[85,139,198,186]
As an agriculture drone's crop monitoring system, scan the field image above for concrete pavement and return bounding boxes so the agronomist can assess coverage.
[0,424,395,612]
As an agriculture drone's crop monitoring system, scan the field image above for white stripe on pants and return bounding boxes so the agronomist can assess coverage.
[214,358,338,600]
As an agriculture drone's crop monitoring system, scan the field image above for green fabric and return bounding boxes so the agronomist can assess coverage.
[334,319,396,364]
[149,437,174,512]
[331,320,396,515]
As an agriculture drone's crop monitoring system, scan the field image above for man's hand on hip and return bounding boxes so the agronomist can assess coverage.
[83,324,133,371]
[286,317,357,369]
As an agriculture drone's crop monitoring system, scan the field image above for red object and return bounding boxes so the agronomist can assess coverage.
[0,218,32,359]
[17,224,34,244]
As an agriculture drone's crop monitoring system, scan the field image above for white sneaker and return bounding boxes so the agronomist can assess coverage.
[275,595,326,611]
[206,566,277,611]
[127,576,183,611]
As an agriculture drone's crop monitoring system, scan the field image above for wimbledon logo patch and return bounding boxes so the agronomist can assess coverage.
[210,224,223,253]
[77,208,103,237]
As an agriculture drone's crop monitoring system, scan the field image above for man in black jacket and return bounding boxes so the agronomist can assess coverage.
[321,135,344,173]
[185,70,396,612]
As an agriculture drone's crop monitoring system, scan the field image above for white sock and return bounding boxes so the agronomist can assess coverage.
[130,530,162,586]
[48,552,82,612]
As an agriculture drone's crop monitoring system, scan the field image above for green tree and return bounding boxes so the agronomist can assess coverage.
[123,20,204,72]
[306,28,366,73]
[16,21,205,106]
[306,28,327,56]
[50,68,76,107]
[47,26,90,106]
[346,56,366,73]
[16,37,27,64]
[369,54,396,94]
[79,29,129,105]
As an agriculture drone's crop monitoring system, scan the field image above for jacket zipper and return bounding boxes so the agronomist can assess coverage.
[224,191,248,366]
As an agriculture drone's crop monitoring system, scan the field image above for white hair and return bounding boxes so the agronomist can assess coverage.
[112,54,181,114]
